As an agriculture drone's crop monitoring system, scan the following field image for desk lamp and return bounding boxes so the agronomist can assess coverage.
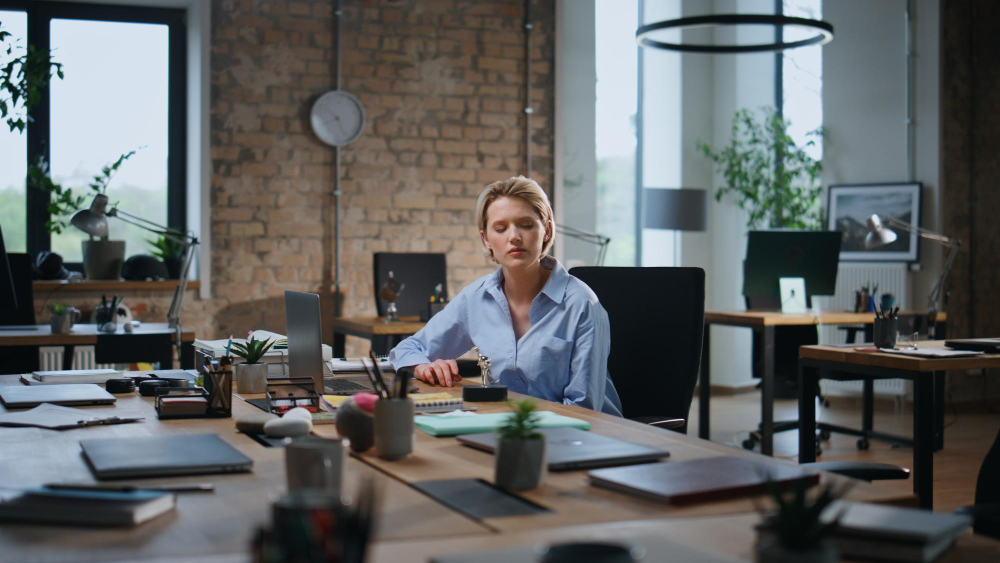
[644,188,708,265]
[865,214,959,336]
[556,224,611,266]
[72,194,199,341]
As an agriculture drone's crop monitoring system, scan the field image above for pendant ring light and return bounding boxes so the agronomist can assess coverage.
[636,14,833,53]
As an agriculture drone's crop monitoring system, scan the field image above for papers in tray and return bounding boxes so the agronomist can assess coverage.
[415,410,590,437]
[194,331,332,362]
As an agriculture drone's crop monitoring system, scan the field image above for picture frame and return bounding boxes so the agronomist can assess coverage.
[827,182,922,262]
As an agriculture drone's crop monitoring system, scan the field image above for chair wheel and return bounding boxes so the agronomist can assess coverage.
[819,429,832,441]
[742,434,758,450]
[857,439,870,451]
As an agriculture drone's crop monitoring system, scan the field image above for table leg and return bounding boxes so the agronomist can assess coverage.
[913,373,934,509]
[63,345,75,370]
[180,342,195,369]
[334,331,346,358]
[699,323,711,440]
[760,325,775,456]
[862,379,874,437]
[798,362,818,463]
[934,371,945,451]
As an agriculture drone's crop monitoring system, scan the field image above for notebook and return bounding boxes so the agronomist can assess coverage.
[587,456,819,505]
[823,501,972,562]
[945,338,1000,353]
[0,487,175,527]
[322,392,466,413]
[80,434,253,480]
[30,369,122,384]
[458,427,668,470]
[0,384,117,408]
[415,411,590,437]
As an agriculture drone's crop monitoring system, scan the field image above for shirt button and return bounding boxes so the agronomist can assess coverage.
[509,354,513,359]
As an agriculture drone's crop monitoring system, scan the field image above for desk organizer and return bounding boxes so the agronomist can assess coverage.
[264,376,321,415]
[155,387,214,419]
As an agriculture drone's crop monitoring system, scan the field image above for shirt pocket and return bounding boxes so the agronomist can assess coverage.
[530,336,574,389]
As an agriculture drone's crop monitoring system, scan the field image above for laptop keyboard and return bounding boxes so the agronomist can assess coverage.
[324,378,374,393]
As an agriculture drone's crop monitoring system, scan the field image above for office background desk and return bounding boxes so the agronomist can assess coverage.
[332,315,426,357]
[0,323,196,371]
[699,310,947,456]
[798,341,1000,510]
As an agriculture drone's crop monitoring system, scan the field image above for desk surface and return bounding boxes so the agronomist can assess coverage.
[0,323,196,347]
[800,340,1000,372]
[332,315,427,336]
[705,310,946,327]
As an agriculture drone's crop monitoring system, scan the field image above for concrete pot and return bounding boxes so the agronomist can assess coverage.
[49,308,81,334]
[495,437,546,490]
[81,239,125,280]
[235,363,268,394]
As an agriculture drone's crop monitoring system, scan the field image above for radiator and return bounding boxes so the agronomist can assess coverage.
[813,263,910,399]
[36,346,100,371]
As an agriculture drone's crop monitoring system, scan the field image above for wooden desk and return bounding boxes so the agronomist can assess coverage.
[700,310,947,456]
[0,373,488,563]
[0,323,197,369]
[332,315,426,357]
[798,341,1000,509]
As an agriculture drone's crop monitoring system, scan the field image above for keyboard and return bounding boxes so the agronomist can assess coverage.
[324,378,374,394]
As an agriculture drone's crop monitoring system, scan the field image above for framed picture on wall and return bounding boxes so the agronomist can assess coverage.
[827,182,922,262]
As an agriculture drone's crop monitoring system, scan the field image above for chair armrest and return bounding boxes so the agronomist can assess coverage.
[954,503,1000,520]
[801,461,910,482]
[630,416,686,431]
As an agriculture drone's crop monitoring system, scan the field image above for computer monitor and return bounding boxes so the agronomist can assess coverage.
[0,224,16,314]
[285,290,325,392]
[743,230,842,309]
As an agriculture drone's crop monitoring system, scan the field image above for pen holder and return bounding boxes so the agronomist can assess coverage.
[873,317,898,350]
[94,304,118,333]
[373,398,414,461]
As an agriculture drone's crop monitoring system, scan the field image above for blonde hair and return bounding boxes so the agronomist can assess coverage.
[475,176,555,261]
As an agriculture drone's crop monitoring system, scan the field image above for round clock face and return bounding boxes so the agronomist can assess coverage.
[310,90,366,146]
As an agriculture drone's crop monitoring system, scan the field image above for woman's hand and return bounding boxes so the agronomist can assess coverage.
[413,359,460,387]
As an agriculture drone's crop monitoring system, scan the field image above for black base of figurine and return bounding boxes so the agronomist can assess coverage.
[462,385,508,402]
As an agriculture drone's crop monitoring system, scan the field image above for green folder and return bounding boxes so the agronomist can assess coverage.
[414,410,590,437]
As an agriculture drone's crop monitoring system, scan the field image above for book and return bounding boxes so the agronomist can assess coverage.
[0,487,176,527]
[194,331,333,362]
[321,392,465,414]
[30,369,122,384]
[822,501,971,562]
[587,456,820,505]
[414,410,590,437]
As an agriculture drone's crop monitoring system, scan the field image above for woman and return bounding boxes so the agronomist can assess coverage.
[389,176,623,416]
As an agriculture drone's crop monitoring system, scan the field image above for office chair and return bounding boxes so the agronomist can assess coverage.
[956,421,1000,539]
[571,267,705,433]
[372,252,447,353]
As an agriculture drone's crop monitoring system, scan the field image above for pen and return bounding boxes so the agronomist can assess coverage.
[361,357,387,399]
[45,483,215,494]
[369,350,391,399]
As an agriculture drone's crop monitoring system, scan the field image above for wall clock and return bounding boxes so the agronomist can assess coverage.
[310,90,366,146]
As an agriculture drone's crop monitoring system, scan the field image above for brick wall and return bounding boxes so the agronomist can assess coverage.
[941,0,1000,401]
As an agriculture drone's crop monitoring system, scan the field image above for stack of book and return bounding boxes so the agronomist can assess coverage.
[193,330,333,376]
[0,487,176,527]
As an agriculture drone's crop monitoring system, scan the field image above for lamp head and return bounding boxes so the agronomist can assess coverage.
[865,213,898,249]
[70,194,110,238]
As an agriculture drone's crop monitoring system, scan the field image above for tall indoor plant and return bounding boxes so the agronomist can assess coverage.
[697,107,824,230]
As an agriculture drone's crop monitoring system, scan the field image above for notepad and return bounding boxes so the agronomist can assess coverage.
[0,487,176,527]
[414,410,590,437]
[322,393,465,413]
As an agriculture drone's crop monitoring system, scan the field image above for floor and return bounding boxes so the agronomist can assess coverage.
[687,391,1000,512]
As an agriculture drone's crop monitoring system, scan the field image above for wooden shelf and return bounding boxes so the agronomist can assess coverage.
[33,280,201,292]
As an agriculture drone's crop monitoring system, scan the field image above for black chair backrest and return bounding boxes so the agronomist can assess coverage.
[974,421,1000,539]
[373,253,447,317]
[1,253,36,326]
[570,267,705,431]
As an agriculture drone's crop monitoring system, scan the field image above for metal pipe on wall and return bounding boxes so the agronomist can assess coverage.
[524,0,533,178]
[333,0,343,290]
[905,0,915,182]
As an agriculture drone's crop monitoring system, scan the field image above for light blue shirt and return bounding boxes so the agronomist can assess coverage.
[389,257,623,417]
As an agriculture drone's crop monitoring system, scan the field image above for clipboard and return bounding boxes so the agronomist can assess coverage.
[0,404,143,430]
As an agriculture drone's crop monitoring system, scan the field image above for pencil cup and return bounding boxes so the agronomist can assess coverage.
[873,317,898,350]
[374,398,414,460]
[285,438,345,495]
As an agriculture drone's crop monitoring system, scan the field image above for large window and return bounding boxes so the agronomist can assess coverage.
[0,2,185,263]
[0,9,27,252]
[780,0,823,160]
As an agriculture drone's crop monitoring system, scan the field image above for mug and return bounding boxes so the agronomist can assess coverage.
[285,438,346,495]
[374,398,414,460]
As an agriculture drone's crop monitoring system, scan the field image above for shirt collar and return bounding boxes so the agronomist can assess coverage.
[484,256,570,304]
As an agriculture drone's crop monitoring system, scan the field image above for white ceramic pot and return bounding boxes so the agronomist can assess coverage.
[235,363,268,394]
[495,437,546,490]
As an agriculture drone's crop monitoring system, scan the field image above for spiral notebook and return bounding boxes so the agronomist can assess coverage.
[322,392,466,413]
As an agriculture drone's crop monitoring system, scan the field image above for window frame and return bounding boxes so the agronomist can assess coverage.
[1,1,187,261]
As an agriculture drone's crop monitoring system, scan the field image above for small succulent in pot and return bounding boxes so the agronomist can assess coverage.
[230,332,276,365]
[494,399,546,490]
[231,332,276,394]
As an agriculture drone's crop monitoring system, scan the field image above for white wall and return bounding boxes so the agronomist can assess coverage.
[554,0,598,268]
[822,0,941,309]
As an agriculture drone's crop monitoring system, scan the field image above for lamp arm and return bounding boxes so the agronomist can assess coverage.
[555,224,611,266]
[881,216,955,246]
[109,208,196,244]
[926,239,960,323]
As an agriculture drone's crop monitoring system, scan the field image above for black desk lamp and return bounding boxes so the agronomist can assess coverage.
[643,188,708,233]
[72,194,199,340]
[865,213,959,335]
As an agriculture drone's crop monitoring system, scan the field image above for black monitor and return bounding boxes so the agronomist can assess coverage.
[743,230,842,309]
[0,224,17,313]
[0,224,36,326]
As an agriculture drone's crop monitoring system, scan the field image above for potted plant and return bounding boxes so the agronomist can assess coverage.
[697,107,824,230]
[230,332,276,394]
[48,302,80,334]
[148,235,187,279]
[754,477,847,563]
[494,399,546,491]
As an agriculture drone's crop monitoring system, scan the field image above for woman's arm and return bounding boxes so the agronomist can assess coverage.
[561,304,611,412]
[389,290,475,385]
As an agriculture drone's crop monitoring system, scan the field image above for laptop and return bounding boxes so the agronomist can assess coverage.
[0,384,116,408]
[457,427,668,470]
[284,290,374,396]
[945,338,1000,354]
[80,434,253,479]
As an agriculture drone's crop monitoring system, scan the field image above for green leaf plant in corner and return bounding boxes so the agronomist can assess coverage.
[497,399,543,442]
[1,20,64,134]
[148,235,186,261]
[230,333,276,365]
[697,107,824,230]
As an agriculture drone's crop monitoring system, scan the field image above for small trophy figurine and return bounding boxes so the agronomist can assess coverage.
[378,271,405,323]
[462,345,507,402]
